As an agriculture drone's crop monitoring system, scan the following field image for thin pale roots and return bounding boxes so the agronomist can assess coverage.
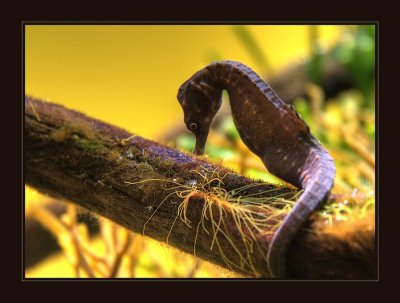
[124,166,297,276]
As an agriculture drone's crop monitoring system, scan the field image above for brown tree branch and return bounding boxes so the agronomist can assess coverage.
[24,96,375,279]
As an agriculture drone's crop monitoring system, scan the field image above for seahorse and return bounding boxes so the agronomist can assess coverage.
[177,60,336,278]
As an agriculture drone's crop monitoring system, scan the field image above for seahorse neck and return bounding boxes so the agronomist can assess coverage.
[201,61,289,158]
[205,60,285,110]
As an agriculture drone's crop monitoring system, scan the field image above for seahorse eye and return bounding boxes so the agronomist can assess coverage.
[189,122,198,131]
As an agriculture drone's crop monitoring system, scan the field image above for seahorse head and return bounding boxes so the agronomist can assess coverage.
[177,70,222,155]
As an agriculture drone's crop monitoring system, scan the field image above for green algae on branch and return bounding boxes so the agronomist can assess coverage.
[24,96,375,278]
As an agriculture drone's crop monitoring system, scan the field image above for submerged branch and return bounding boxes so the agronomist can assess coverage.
[25,96,375,279]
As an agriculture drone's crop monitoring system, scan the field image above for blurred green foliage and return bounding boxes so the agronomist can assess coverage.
[308,25,375,108]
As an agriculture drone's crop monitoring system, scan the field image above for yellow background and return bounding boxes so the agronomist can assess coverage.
[25,25,341,139]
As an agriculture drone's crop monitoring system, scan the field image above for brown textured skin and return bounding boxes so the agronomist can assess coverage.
[177,60,335,278]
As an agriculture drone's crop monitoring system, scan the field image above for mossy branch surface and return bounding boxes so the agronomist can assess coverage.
[25,96,375,279]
